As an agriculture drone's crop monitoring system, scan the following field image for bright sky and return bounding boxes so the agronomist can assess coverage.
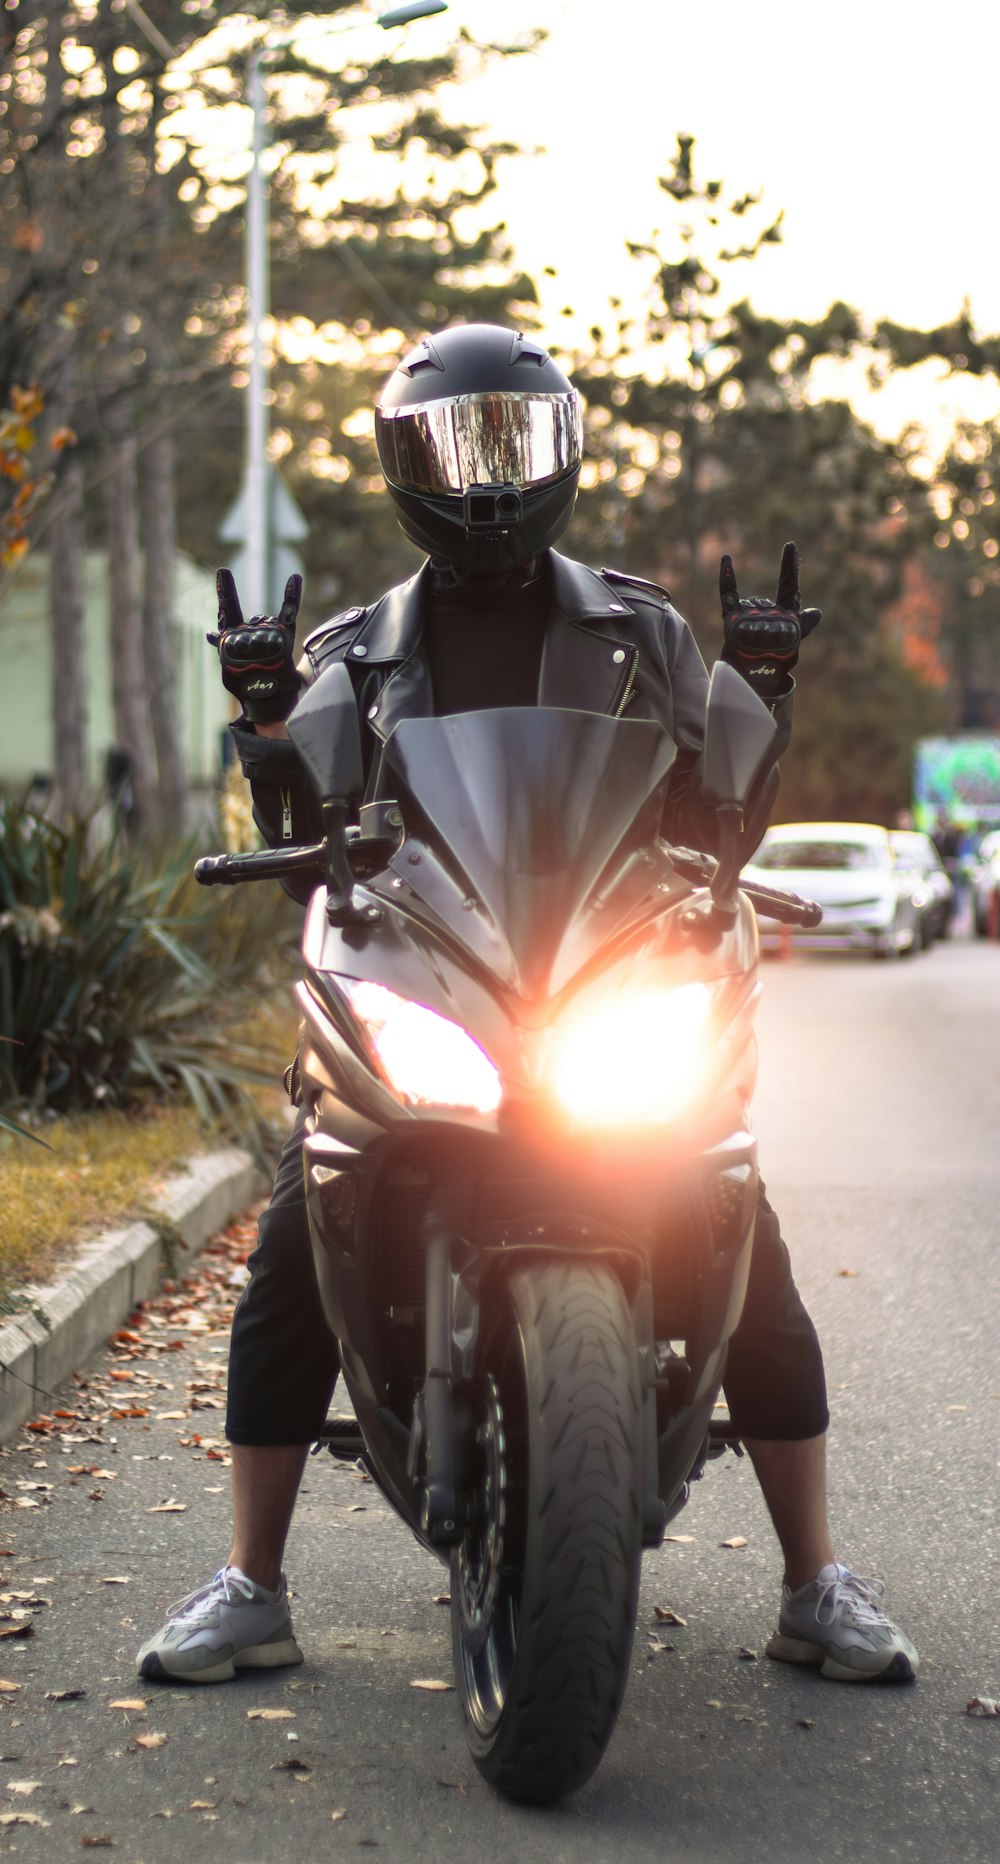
[387,0,1000,446]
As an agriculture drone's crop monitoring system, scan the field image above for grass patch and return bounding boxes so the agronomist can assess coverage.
[0,998,297,1296]
[1,1103,211,1292]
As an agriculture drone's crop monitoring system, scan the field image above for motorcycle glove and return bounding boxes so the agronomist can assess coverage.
[207,569,304,723]
[719,542,821,702]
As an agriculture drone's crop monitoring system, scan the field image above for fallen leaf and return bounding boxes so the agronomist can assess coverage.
[331,1809,347,1822]
[155,1413,188,1422]
[653,1606,687,1626]
[247,1708,295,1721]
[836,1269,858,1278]
[720,1537,748,1550]
[0,1683,20,1694]
[436,1778,467,1793]
[134,1733,167,1749]
[101,1578,130,1587]
[188,1799,217,1809]
[705,1699,725,1710]
[45,1689,86,1701]
[947,1404,968,1413]
[0,1811,50,1827]
[0,1622,34,1639]
[337,1640,357,1650]
[966,1696,1000,1716]
[147,1501,186,1514]
[663,1534,696,1544]
[108,1699,148,1712]
[80,1838,115,1848]
[796,1717,816,1730]
[6,1781,41,1795]
[409,1679,454,1692]
[432,1593,450,1606]
[738,1647,759,1661]
[271,1758,311,1773]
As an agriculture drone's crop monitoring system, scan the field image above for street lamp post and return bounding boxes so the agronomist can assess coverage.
[240,0,448,614]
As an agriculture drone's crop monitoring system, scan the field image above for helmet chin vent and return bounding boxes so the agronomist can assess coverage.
[464,485,523,530]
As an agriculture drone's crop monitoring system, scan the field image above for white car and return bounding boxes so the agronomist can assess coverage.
[889,830,954,946]
[745,821,920,959]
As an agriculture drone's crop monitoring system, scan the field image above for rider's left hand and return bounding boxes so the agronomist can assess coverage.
[719,542,821,702]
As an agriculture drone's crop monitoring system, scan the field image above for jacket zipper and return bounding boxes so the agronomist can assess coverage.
[613,654,638,717]
[280,787,293,840]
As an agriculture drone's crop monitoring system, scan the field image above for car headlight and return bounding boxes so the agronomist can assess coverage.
[341,980,503,1114]
[548,983,715,1127]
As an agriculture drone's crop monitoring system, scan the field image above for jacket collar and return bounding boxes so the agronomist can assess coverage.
[354,552,641,749]
[348,550,636,667]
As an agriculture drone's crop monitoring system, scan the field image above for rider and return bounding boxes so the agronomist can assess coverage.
[137,324,917,1687]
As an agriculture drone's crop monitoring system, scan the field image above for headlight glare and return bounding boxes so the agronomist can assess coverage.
[549,983,714,1126]
[342,980,502,1114]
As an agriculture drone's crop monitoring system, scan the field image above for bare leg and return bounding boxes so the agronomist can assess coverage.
[227,1443,310,1593]
[743,1432,837,1592]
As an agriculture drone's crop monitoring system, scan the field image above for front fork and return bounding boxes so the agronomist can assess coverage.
[411,1189,666,1552]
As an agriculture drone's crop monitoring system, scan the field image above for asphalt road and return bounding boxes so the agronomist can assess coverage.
[1,935,999,1863]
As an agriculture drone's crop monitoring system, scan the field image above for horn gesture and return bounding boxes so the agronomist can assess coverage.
[719,543,821,702]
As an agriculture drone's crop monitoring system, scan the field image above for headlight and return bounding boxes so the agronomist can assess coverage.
[342,980,502,1114]
[548,983,714,1126]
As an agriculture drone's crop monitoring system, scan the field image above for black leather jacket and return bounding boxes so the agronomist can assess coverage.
[231,550,793,897]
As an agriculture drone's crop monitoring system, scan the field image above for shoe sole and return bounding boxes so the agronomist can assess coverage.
[766,1630,917,1682]
[139,1636,304,1685]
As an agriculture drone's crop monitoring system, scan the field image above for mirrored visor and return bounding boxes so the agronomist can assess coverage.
[375,390,583,494]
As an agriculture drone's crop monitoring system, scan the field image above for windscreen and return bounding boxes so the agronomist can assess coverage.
[756,839,888,873]
[383,707,676,999]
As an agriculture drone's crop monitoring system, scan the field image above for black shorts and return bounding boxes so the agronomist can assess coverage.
[226,1116,828,1445]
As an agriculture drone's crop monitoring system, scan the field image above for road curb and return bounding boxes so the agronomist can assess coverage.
[0,1148,263,1444]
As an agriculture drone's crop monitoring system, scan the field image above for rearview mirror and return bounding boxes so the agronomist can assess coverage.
[286,662,367,927]
[286,662,363,803]
[700,661,778,810]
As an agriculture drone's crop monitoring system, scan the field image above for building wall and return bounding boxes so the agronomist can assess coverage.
[0,550,232,793]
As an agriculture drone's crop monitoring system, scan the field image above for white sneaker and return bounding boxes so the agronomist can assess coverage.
[766,1562,918,1682]
[136,1566,303,1684]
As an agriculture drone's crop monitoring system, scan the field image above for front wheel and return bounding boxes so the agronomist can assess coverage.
[451,1258,643,1805]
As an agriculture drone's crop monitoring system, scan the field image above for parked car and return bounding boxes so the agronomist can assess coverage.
[744,822,920,959]
[889,829,954,946]
[972,828,1000,937]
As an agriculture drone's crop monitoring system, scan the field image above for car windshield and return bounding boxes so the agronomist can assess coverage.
[755,840,886,872]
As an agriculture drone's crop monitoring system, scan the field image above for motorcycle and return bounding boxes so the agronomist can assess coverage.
[196,660,821,1805]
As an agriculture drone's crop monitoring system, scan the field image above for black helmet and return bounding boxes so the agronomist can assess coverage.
[374,323,584,573]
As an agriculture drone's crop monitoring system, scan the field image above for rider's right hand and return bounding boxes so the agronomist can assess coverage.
[207,569,303,724]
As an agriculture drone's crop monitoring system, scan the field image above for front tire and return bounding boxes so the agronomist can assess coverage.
[451,1258,643,1805]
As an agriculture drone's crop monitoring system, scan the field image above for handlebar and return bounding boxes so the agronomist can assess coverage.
[667,848,822,928]
[195,845,325,887]
[196,841,823,930]
[740,878,823,929]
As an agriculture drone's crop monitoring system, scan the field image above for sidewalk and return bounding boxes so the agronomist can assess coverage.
[0,1147,263,1443]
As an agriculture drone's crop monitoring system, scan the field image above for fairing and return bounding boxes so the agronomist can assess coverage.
[382,707,677,999]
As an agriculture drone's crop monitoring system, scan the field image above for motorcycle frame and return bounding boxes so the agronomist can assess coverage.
[295,869,762,1563]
